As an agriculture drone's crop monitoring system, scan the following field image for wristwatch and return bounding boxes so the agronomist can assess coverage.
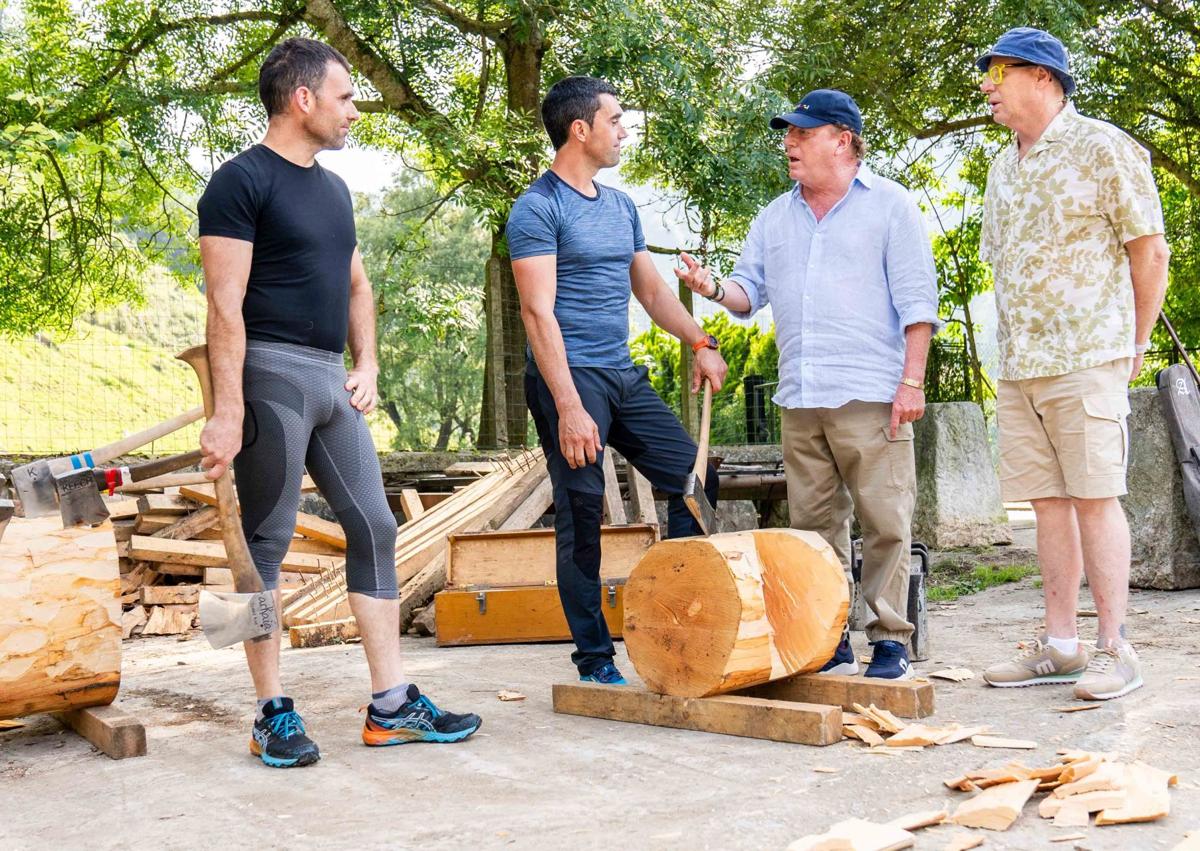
[900,377,924,390]
[692,334,720,353]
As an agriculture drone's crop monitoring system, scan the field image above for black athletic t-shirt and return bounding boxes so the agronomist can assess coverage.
[197,144,357,353]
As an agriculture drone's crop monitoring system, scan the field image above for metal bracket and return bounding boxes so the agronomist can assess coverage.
[606,584,617,608]
[475,591,487,615]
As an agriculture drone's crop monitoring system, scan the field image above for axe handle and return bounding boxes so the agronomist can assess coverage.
[57,406,205,473]
[690,379,713,486]
[124,449,204,482]
[177,345,265,596]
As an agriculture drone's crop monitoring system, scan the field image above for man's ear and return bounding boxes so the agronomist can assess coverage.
[571,117,589,143]
[293,86,315,116]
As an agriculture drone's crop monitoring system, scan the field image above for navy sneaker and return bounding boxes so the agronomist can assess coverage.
[865,640,914,680]
[250,697,320,768]
[580,662,628,685]
[362,685,482,746]
[817,637,860,675]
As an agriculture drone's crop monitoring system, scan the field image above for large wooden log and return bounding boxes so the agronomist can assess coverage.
[623,528,848,697]
[0,517,122,720]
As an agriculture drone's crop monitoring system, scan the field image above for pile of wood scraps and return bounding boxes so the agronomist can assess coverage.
[282,449,553,647]
[111,473,341,639]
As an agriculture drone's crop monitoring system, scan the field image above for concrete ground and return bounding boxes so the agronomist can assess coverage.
[3,579,1199,850]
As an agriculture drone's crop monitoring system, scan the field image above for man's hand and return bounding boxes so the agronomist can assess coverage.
[693,347,728,394]
[1129,353,1145,383]
[200,414,242,481]
[673,251,717,298]
[345,367,379,414]
[889,383,925,439]
[558,404,602,469]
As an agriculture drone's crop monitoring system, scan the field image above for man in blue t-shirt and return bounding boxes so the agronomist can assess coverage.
[507,76,729,684]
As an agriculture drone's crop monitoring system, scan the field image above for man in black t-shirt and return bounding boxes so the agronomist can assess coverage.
[196,38,480,768]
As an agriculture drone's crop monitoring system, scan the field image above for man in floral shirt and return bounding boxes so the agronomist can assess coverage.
[976,28,1170,700]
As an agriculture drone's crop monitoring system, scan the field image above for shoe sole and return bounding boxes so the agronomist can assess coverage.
[249,739,320,768]
[865,666,915,680]
[1074,675,1144,701]
[362,719,482,747]
[817,661,860,676]
[983,672,1083,688]
[579,677,629,685]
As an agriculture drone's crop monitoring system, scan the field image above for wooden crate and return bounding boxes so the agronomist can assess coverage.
[445,524,657,588]
[435,582,625,646]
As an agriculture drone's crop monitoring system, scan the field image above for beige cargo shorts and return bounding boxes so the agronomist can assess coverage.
[997,358,1133,501]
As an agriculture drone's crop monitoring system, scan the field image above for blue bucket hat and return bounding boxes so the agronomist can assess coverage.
[770,89,863,135]
[976,27,1076,96]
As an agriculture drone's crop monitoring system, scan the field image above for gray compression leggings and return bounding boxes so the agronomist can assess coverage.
[233,340,398,597]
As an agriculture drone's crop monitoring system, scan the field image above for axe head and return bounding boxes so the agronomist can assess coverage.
[54,467,110,527]
[11,460,59,518]
[199,589,279,649]
[683,472,716,536]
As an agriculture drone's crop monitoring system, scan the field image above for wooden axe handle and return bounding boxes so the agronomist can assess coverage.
[122,449,204,483]
[690,379,713,485]
[81,407,205,469]
[177,345,265,595]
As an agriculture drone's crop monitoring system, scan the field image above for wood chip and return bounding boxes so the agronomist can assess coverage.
[951,780,1039,831]
[1039,789,1126,819]
[845,724,887,747]
[944,774,979,792]
[929,668,975,682]
[0,720,25,730]
[935,725,992,745]
[1095,762,1175,825]
[887,809,948,832]
[943,834,985,851]
[812,766,838,773]
[1052,803,1090,827]
[497,690,526,701]
[972,735,1038,750]
[1054,761,1125,798]
[886,724,949,748]
[851,702,906,734]
[1052,703,1100,713]
[1049,834,1086,843]
[787,817,914,851]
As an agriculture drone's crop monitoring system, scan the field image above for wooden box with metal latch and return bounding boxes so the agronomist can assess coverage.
[434,580,626,646]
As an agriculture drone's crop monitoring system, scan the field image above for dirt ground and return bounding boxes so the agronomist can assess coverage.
[3,574,1199,850]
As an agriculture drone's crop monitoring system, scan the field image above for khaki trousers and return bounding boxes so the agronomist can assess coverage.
[781,401,916,643]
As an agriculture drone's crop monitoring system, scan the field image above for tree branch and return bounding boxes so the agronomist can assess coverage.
[1122,127,1200,197]
[914,115,991,139]
[415,0,513,38]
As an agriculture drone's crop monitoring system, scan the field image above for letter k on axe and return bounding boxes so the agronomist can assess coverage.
[178,345,278,649]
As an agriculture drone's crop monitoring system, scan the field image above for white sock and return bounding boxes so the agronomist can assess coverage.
[1046,635,1079,655]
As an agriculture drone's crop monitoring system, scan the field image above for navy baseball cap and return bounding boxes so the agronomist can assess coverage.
[770,89,863,135]
[976,27,1076,96]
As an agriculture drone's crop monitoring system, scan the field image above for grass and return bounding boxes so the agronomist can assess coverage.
[927,561,1040,602]
[0,269,397,455]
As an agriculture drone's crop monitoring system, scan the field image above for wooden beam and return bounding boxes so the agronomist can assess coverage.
[54,704,147,759]
[129,535,338,573]
[150,505,220,541]
[288,617,360,648]
[293,513,347,549]
[552,683,842,746]
[601,452,626,524]
[399,488,425,523]
[139,585,200,605]
[494,475,553,530]
[135,493,199,515]
[102,497,141,520]
[739,673,935,719]
[626,464,658,525]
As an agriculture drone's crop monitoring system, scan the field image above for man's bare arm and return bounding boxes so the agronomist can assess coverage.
[1127,233,1171,380]
[630,252,728,393]
[672,251,752,313]
[890,322,933,438]
[344,248,380,413]
[513,254,601,469]
[199,235,252,479]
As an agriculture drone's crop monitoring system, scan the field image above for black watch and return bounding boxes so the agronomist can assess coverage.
[691,334,720,353]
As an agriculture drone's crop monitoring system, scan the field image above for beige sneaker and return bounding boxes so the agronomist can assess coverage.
[1074,642,1144,700]
[982,638,1089,687]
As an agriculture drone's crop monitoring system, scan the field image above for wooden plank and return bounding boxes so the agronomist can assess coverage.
[293,513,346,549]
[288,617,360,648]
[103,498,141,520]
[399,489,425,523]
[552,683,842,746]
[139,585,200,605]
[601,452,626,524]
[435,584,624,646]
[129,535,337,573]
[153,562,204,578]
[54,704,147,759]
[445,525,656,588]
[150,506,220,541]
[418,492,452,510]
[626,464,659,525]
[494,475,553,530]
[135,493,198,515]
[739,673,935,719]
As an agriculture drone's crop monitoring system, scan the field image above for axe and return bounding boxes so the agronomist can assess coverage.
[53,449,206,529]
[177,345,278,649]
[682,378,716,535]
[10,407,204,518]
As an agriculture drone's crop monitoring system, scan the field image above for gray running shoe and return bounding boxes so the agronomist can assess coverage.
[1074,642,1144,701]
[982,637,1089,687]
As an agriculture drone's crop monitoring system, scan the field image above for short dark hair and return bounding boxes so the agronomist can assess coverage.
[259,38,351,118]
[541,76,619,150]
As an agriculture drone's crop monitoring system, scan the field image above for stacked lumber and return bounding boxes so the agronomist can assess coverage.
[109,473,337,639]
[282,450,550,642]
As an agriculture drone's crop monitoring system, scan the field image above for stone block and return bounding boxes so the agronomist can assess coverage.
[1125,387,1200,589]
[912,402,1011,548]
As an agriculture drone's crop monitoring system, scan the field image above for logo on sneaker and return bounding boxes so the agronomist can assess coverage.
[253,727,271,747]
[1034,659,1056,676]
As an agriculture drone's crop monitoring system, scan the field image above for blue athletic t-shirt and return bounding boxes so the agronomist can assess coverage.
[506,171,646,368]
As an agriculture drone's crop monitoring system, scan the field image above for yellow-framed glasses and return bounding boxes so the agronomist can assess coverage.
[983,61,1036,85]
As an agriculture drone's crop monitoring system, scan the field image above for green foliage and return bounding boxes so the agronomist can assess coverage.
[927,561,1039,602]
[356,172,490,450]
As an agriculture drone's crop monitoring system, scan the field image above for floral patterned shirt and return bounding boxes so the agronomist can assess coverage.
[981,103,1164,380]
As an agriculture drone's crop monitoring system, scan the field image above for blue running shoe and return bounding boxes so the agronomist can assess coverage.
[250,697,320,768]
[580,662,628,685]
[362,685,481,746]
[817,637,860,676]
[866,640,914,680]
